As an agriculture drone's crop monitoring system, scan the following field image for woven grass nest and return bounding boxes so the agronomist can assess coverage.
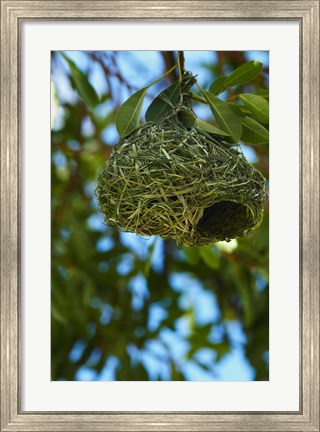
[96,107,267,246]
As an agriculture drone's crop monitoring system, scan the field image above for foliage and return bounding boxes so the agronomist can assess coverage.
[51,51,269,381]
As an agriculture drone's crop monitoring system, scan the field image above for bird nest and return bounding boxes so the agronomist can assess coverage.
[96,109,267,246]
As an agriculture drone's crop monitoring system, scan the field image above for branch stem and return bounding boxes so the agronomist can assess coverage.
[146,64,178,89]
[177,51,185,82]
[191,93,208,105]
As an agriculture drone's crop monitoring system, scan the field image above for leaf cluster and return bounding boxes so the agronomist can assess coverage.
[115,59,269,146]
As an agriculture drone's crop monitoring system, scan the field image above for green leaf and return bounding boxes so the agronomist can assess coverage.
[241,116,269,144]
[61,53,99,109]
[195,119,230,136]
[224,61,263,88]
[200,90,242,142]
[183,246,200,265]
[92,110,114,131]
[209,77,226,95]
[52,304,67,326]
[239,94,269,124]
[115,87,147,137]
[143,239,157,277]
[179,108,196,128]
[228,103,246,118]
[214,340,231,361]
[99,93,110,104]
[255,89,269,98]
[145,81,181,123]
[198,246,219,270]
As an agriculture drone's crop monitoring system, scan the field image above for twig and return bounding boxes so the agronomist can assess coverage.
[178,51,185,82]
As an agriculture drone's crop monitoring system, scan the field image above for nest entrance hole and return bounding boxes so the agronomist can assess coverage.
[196,200,253,238]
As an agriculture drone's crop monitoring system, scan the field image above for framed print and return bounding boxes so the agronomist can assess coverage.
[1,1,319,431]
[51,48,271,386]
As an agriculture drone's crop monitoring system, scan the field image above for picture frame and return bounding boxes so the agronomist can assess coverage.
[1,1,319,431]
